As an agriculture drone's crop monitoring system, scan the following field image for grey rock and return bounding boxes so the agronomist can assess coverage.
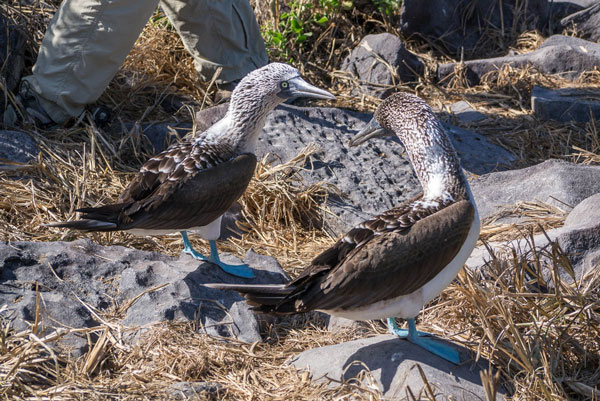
[531,86,600,122]
[194,104,229,133]
[340,33,424,97]
[400,0,548,58]
[326,315,365,332]
[561,2,600,42]
[549,0,598,26]
[467,193,600,284]
[471,159,600,220]
[449,101,486,123]
[122,122,193,154]
[444,125,515,174]
[0,240,287,354]
[291,335,504,400]
[196,105,515,234]
[168,381,222,400]
[120,249,287,344]
[564,193,600,226]
[438,35,600,86]
[551,0,599,18]
[0,130,38,166]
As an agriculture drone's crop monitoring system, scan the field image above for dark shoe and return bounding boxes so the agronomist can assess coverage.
[4,81,54,128]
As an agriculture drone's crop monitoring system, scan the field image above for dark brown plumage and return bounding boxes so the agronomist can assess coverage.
[209,196,474,315]
[49,142,256,232]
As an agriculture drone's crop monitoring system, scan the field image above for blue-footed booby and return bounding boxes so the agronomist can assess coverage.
[47,63,335,279]
[205,92,480,363]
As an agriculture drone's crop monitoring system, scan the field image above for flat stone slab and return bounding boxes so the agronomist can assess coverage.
[438,35,600,85]
[196,104,515,234]
[291,335,504,400]
[470,159,600,221]
[0,239,287,355]
[531,86,600,122]
[0,130,38,166]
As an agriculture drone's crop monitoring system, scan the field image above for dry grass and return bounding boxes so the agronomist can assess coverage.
[427,243,600,400]
[2,237,598,400]
[479,200,568,243]
[2,0,600,400]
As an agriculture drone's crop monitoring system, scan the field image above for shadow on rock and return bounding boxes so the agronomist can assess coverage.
[181,252,289,342]
[342,337,476,394]
[292,334,504,400]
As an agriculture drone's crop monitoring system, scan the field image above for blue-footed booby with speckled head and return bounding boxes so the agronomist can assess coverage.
[205,92,480,363]
[47,63,335,279]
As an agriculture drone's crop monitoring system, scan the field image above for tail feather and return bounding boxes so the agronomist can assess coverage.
[75,203,127,221]
[204,283,298,314]
[204,283,291,294]
[44,219,117,231]
[45,203,127,232]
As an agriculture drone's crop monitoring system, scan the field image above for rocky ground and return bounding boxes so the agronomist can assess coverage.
[2,0,600,400]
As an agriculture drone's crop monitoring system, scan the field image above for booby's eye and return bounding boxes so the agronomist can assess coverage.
[280,81,289,89]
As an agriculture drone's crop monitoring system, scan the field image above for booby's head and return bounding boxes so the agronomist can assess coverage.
[349,92,465,200]
[349,92,437,147]
[230,62,335,112]
[216,63,333,152]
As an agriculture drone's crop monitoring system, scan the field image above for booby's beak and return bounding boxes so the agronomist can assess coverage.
[281,76,336,100]
[349,118,388,146]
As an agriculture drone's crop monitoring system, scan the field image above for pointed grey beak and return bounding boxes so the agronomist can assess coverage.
[349,117,387,146]
[282,76,336,100]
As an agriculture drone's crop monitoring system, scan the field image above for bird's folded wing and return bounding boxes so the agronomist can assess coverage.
[293,200,475,311]
[289,194,423,287]
[77,140,257,230]
[117,152,257,230]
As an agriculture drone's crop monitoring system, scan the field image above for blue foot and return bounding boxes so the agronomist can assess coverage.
[180,232,255,278]
[388,318,459,364]
[181,231,210,260]
[387,318,429,338]
[208,240,254,278]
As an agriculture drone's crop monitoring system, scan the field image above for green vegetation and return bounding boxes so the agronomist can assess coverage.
[372,0,399,15]
[265,0,341,61]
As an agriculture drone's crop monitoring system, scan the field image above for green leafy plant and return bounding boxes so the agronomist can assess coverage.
[371,0,399,15]
[264,0,339,61]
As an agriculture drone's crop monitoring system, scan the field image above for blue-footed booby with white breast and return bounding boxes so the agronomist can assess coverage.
[47,63,335,279]
[206,92,480,363]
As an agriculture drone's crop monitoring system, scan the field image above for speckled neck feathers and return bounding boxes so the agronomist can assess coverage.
[375,93,468,202]
[202,63,299,153]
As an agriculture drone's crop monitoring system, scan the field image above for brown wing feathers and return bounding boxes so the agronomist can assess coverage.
[48,140,257,232]
[208,197,474,315]
[298,200,474,312]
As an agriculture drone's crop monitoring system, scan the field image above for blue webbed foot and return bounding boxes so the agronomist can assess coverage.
[410,335,460,364]
[388,318,459,364]
[180,232,255,278]
[213,260,255,278]
[387,318,429,338]
[181,231,210,260]
[208,239,255,278]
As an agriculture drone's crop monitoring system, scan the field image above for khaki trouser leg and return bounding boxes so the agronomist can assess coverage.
[159,0,268,84]
[22,0,160,123]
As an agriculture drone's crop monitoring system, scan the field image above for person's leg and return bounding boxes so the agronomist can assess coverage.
[21,0,160,123]
[159,0,268,84]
